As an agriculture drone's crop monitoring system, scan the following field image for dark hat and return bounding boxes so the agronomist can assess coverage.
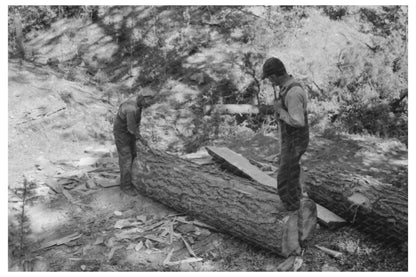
[261,57,287,80]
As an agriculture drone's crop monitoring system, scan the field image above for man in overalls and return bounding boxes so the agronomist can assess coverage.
[113,88,155,196]
[262,57,309,211]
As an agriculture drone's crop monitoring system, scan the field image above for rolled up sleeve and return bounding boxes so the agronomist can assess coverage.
[126,111,137,135]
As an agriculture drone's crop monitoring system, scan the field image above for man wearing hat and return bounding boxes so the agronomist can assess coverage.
[113,88,155,196]
[262,57,309,211]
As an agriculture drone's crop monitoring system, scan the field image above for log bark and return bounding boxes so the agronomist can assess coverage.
[304,165,408,242]
[131,145,314,256]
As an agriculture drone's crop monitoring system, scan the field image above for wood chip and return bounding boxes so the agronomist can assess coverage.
[145,235,168,244]
[163,248,175,266]
[93,236,104,245]
[136,215,147,222]
[38,232,82,250]
[106,237,116,248]
[107,246,123,260]
[176,223,197,234]
[126,243,135,250]
[114,219,141,229]
[85,179,97,189]
[115,228,143,239]
[180,236,197,257]
[135,241,143,252]
[77,157,99,167]
[277,256,295,271]
[293,257,303,271]
[144,239,153,249]
[94,176,119,188]
[44,178,63,194]
[62,189,75,203]
[114,211,123,216]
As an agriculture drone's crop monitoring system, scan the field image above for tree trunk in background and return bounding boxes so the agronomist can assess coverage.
[304,165,407,243]
[131,145,316,256]
[13,14,25,59]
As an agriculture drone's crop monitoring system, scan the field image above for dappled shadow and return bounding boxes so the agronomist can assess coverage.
[305,134,407,188]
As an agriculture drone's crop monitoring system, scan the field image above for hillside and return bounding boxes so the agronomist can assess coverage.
[8,6,408,272]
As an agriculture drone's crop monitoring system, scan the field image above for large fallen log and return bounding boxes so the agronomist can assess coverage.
[205,146,345,229]
[131,145,315,256]
[206,145,407,243]
[304,165,408,243]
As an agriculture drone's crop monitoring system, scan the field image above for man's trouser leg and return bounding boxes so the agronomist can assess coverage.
[114,131,136,190]
[278,139,302,211]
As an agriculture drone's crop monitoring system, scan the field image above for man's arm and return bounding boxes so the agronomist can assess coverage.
[278,87,306,127]
[126,110,137,136]
[134,107,149,147]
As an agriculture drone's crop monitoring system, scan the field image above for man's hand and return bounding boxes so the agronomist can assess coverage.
[274,99,284,115]
[136,135,149,147]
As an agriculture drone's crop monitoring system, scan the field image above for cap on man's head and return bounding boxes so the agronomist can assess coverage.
[261,57,287,80]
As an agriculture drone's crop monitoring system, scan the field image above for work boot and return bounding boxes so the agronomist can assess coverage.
[121,186,138,196]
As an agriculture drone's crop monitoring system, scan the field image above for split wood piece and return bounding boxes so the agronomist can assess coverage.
[62,189,75,203]
[304,165,407,242]
[315,245,343,258]
[180,151,210,160]
[93,176,119,188]
[37,232,82,250]
[188,157,215,166]
[44,178,63,194]
[132,146,312,256]
[203,104,275,115]
[206,146,276,187]
[277,256,296,271]
[316,204,346,229]
[76,156,99,167]
[174,217,216,231]
[206,146,346,229]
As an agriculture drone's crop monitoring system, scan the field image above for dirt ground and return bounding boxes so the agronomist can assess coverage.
[8,60,408,272]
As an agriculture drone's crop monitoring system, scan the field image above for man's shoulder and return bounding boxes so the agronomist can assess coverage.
[286,78,304,90]
[284,81,307,104]
[120,98,138,113]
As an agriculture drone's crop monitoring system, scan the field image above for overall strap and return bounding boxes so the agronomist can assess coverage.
[280,82,303,111]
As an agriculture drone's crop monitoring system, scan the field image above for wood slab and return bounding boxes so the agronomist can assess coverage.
[206,146,346,228]
[206,146,276,187]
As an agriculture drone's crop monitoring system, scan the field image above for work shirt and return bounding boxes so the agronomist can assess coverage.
[115,97,142,136]
[278,77,308,128]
